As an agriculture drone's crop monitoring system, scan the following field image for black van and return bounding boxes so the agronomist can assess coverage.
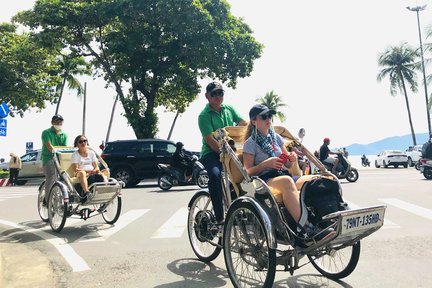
[101,139,177,187]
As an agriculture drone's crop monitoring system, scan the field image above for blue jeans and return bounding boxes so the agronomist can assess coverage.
[200,152,224,223]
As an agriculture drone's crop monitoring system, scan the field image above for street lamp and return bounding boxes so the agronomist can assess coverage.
[406,5,432,136]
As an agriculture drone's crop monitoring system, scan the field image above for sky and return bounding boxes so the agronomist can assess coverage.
[1,0,432,159]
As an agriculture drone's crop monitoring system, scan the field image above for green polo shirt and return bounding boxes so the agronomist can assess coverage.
[41,127,68,164]
[198,103,243,157]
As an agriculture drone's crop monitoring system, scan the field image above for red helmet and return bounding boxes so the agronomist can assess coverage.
[323,137,330,142]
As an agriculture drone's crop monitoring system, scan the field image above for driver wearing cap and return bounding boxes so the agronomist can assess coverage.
[41,114,68,202]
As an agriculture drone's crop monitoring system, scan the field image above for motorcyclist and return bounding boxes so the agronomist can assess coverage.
[319,138,341,174]
[361,154,370,166]
[172,142,193,181]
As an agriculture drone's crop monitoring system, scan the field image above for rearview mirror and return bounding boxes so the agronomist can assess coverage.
[298,128,305,139]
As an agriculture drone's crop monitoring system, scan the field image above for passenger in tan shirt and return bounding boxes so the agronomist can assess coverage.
[9,153,22,186]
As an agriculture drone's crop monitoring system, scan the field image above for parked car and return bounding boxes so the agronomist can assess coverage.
[406,145,422,167]
[375,150,408,168]
[0,150,44,185]
[101,139,179,187]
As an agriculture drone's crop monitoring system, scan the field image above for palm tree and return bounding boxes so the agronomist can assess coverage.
[54,54,91,115]
[256,90,287,122]
[377,43,420,145]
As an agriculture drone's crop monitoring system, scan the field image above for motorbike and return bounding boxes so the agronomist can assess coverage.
[361,156,370,167]
[322,153,359,182]
[157,155,209,190]
[419,158,432,179]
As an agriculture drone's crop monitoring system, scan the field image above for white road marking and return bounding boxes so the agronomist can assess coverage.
[151,207,188,239]
[77,209,150,242]
[379,198,432,221]
[0,219,90,272]
[345,200,399,229]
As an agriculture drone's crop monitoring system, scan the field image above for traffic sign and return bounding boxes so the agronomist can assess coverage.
[26,142,34,153]
[0,119,6,136]
[0,102,9,118]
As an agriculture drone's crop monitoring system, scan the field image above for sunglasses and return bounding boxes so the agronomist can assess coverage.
[210,90,224,97]
[259,114,273,120]
[78,139,88,144]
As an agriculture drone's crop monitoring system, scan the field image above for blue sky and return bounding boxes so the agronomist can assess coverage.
[1,0,432,159]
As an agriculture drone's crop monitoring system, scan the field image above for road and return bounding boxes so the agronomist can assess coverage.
[0,168,431,287]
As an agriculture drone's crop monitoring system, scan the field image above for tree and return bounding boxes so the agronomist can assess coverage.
[0,22,61,116]
[377,43,420,145]
[15,0,263,139]
[256,90,287,122]
[54,54,91,115]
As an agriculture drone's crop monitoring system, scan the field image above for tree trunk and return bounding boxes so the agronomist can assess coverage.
[55,77,67,115]
[167,111,180,140]
[105,94,119,143]
[400,74,417,145]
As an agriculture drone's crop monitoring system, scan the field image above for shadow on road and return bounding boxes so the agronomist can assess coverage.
[154,258,228,288]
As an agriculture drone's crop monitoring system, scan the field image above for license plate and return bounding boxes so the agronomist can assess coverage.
[341,209,385,235]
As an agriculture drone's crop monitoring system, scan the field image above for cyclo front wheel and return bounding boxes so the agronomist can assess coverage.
[102,196,122,224]
[187,190,222,262]
[48,183,68,233]
[37,180,49,222]
[308,241,361,279]
[223,199,276,288]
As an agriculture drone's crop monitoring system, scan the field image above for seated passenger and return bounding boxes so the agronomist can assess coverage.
[242,104,335,243]
[71,135,107,203]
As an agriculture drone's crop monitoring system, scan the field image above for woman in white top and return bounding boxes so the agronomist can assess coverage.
[71,135,106,202]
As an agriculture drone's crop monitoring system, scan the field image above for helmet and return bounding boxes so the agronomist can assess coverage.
[176,142,184,149]
[323,137,330,143]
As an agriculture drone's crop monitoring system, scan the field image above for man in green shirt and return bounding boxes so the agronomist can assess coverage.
[198,81,247,229]
[41,114,68,201]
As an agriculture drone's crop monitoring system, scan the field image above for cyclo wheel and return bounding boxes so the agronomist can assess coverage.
[37,180,49,222]
[48,183,68,233]
[196,171,209,189]
[187,190,222,262]
[308,241,361,279]
[102,196,122,224]
[223,199,276,288]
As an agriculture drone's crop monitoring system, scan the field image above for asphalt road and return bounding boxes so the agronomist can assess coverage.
[0,168,431,287]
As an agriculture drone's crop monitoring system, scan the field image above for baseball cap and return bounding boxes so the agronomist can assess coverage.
[52,114,64,121]
[249,104,276,120]
[323,137,330,142]
[206,81,224,93]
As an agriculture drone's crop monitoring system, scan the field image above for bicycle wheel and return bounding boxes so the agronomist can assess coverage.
[308,241,361,279]
[223,200,276,288]
[102,196,122,224]
[48,183,68,233]
[37,180,49,222]
[187,190,222,262]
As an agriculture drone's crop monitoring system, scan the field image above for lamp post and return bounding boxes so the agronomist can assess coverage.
[406,5,432,136]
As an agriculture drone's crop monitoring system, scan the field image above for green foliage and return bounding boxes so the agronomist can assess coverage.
[256,90,287,122]
[0,22,62,116]
[0,170,8,179]
[14,0,263,138]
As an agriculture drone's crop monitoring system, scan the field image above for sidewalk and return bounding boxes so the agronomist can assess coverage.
[0,185,61,287]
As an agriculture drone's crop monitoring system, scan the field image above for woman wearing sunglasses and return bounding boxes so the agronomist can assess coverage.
[242,104,335,244]
[71,135,106,203]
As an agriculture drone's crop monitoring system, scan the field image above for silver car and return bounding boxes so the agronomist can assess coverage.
[0,150,44,184]
[375,150,408,168]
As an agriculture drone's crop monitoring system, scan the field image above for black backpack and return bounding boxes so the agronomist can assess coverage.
[298,177,346,228]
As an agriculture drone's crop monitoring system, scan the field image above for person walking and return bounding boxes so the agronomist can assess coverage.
[198,81,247,231]
[8,152,21,186]
[41,114,68,202]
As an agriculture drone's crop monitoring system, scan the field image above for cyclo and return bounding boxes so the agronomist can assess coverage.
[187,126,386,287]
[37,146,123,233]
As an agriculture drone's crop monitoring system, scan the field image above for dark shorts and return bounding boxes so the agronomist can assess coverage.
[259,169,292,182]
